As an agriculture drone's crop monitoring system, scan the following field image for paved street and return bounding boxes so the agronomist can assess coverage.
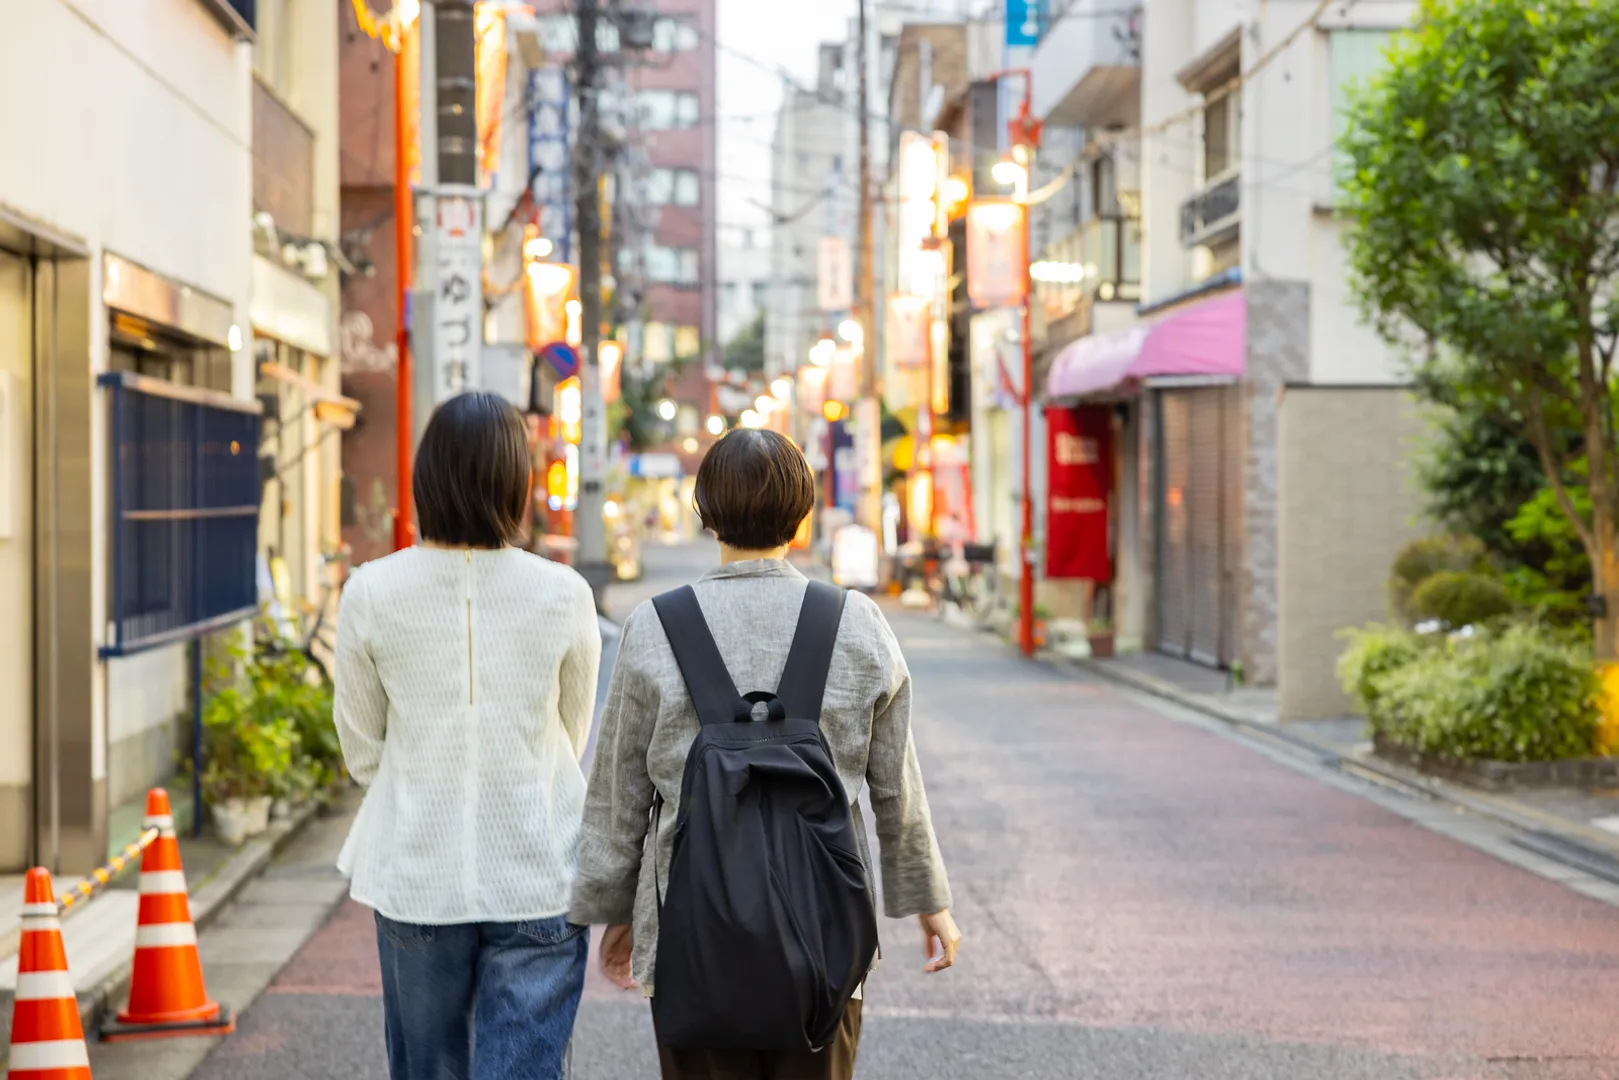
[179,544,1619,1078]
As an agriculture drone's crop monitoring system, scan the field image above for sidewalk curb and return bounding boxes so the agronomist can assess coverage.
[0,795,329,1059]
[1065,654,1619,868]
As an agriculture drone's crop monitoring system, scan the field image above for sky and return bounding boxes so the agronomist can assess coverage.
[714,0,858,243]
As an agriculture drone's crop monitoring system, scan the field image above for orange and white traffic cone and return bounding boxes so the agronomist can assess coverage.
[99,790,232,1042]
[6,868,91,1079]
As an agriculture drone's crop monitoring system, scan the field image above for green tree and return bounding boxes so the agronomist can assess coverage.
[723,313,766,375]
[1341,0,1619,654]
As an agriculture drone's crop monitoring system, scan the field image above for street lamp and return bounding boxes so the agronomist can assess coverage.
[991,159,1028,188]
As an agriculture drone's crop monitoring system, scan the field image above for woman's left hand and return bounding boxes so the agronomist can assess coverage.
[601,924,636,990]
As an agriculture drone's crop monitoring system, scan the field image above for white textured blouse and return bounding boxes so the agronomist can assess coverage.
[333,545,602,925]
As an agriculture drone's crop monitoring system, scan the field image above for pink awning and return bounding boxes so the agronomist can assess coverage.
[1045,289,1246,400]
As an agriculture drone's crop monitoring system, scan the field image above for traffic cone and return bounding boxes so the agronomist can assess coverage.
[5,868,91,1079]
[99,790,232,1041]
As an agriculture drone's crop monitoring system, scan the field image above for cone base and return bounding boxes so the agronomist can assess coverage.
[100,1004,235,1043]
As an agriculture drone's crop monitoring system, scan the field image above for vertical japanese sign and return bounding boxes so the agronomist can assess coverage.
[817,236,852,313]
[966,200,1029,310]
[526,67,572,261]
[434,192,484,402]
[1046,406,1113,581]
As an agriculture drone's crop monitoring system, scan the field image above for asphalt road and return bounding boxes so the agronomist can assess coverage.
[183,543,1619,1079]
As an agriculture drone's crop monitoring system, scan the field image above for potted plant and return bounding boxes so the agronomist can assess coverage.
[201,686,298,846]
[1088,617,1116,660]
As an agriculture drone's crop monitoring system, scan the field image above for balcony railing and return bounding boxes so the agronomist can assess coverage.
[1179,172,1241,249]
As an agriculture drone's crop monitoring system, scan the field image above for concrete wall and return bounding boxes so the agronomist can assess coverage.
[0,253,32,868]
[1278,386,1425,720]
[0,0,253,870]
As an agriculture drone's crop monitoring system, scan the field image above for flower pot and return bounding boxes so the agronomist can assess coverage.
[246,795,273,836]
[213,799,259,847]
[1088,633,1116,660]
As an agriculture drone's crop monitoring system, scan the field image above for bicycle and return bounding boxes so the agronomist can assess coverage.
[257,546,349,686]
[934,542,1001,628]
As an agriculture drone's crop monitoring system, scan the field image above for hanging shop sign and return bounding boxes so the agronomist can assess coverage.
[797,363,828,415]
[828,344,859,403]
[524,258,576,355]
[434,191,484,401]
[966,199,1029,310]
[1046,405,1112,581]
[886,294,931,369]
[818,236,852,313]
[896,132,948,299]
[476,6,508,183]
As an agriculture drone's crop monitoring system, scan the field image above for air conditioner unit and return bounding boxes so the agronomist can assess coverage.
[1179,172,1241,248]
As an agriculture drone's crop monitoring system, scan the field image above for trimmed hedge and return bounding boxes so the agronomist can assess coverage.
[1337,622,1600,764]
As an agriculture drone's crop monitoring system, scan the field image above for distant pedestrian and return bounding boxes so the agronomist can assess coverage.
[571,428,959,1080]
[334,392,601,1080]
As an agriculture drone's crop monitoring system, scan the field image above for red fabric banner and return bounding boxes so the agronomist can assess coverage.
[1046,405,1112,581]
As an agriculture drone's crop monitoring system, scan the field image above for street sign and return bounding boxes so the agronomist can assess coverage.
[433,190,484,401]
[541,341,579,378]
[1005,0,1040,47]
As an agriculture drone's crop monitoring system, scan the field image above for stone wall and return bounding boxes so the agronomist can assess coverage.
[1241,280,1311,685]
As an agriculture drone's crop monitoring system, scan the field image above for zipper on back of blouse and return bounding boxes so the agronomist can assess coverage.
[464,550,474,704]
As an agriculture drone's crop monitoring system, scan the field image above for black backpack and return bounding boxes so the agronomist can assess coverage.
[649,581,880,1052]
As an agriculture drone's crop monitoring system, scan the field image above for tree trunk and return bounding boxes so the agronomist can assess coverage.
[1595,527,1619,662]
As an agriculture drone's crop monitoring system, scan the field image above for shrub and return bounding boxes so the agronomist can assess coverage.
[1503,478,1593,623]
[1409,571,1513,629]
[1389,536,1488,624]
[1336,623,1426,720]
[1370,624,1600,763]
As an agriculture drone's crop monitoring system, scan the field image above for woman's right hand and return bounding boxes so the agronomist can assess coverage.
[601,924,636,990]
[919,910,961,973]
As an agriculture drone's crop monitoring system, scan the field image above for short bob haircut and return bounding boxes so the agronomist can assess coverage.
[413,392,531,548]
[694,429,815,550]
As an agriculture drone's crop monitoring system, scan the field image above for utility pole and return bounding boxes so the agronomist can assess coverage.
[392,23,415,551]
[854,0,882,537]
[574,0,612,606]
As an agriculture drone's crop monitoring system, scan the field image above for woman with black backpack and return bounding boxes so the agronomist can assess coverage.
[571,428,959,1079]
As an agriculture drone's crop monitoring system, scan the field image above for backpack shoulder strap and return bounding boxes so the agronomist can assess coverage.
[651,586,741,727]
[775,581,848,722]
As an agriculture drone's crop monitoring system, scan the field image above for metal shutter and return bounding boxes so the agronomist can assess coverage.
[1155,392,1192,655]
[1186,389,1225,666]
[1222,386,1245,668]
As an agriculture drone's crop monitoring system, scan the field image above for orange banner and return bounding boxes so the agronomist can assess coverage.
[476,5,508,183]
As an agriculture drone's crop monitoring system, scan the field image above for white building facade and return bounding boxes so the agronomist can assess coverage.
[1035,0,1422,710]
[0,0,260,873]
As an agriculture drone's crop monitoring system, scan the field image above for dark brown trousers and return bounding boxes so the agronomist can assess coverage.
[655,1001,863,1080]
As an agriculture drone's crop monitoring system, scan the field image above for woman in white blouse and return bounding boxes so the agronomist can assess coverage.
[334,392,602,1080]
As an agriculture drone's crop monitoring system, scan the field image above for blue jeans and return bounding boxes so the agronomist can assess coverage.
[375,912,589,1080]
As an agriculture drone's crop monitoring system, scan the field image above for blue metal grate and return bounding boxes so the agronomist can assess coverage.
[100,372,262,657]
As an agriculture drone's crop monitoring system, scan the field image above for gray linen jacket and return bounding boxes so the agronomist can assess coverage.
[568,559,952,992]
